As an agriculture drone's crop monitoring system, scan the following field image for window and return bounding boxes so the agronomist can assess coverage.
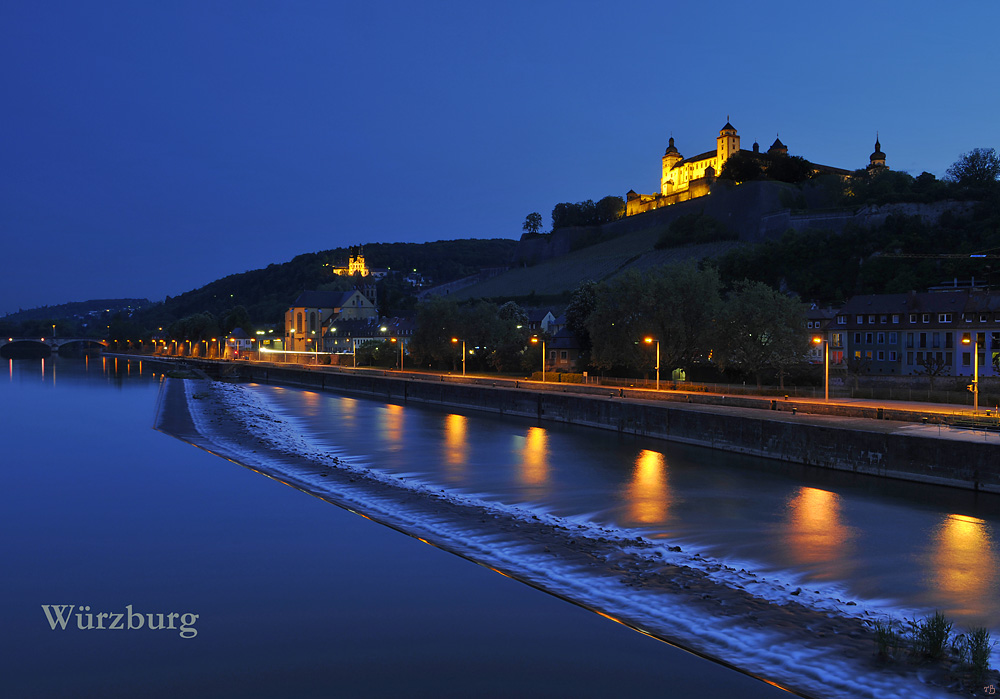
[932,332,940,348]
[854,332,861,344]
[892,314,899,324]
[868,315,875,324]
[854,350,862,360]
[832,333,843,347]
[865,332,873,344]
[922,314,930,323]
[837,315,846,325]
[806,321,813,329]
[906,332,914,348]
[877,332,885,344]
[945,352,952,365]
[945,333,953,349]
[889,332,897,344]
[865,350,873,359]
[889,351,898,361]
[880,315,887,323]
[877,351,885,361]
[909,314,917,323]
[981,314,989,323]
[939,313,952,323]
[907,351,913,365]
[856,315,864,324]
[919,333,927,348]
[560,350,568,360]
[962,352,971,366]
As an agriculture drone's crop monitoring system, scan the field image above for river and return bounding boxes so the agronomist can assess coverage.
[3,357,791,698]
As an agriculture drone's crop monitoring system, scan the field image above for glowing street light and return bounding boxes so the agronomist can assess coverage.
[644,337,660,391]
[812,335,829,401]
[390,337,404,370]
[962,333,979,414]
[451,338,466,376]
[530,336,546,383]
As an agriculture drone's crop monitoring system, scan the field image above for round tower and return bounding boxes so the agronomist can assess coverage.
[661,136,682,194]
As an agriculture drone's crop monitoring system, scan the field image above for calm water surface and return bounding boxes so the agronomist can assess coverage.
[258,380,1000,628]
[2,357,785,698]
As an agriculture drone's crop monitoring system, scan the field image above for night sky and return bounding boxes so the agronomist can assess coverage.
[2,1,997,315]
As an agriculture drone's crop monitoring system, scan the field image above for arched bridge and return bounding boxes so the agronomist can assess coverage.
[1,337,107,357]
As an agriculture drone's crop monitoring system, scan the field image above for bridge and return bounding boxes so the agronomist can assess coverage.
[1,337,107,357]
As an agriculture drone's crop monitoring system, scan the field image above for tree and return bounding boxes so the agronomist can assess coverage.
[586,264,722,375]
[222,306,252,335]
[594,195,626,224]
[565,280,597,355]
[714,280,807,388]
[946,147,1000,187]
[522,212,543,236]
[766,154,813,184]
[915,352,951,389]
[719,151,764,183]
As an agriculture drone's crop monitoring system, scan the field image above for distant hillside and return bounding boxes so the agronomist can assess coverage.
[133,238,517,330]
[2,298,150,322]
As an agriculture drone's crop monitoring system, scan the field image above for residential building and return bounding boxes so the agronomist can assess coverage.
[836,290,1000,377]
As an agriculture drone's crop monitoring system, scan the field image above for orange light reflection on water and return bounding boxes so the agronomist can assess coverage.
[783,487,852,577]
[444,414,467,478]
[519,427,549,487]
[931,513,998,617]
[381,403,404,444]
[625,449,670,525]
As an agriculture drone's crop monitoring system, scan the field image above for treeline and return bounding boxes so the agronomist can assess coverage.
[563,266,806,387]
[551,196,625,230]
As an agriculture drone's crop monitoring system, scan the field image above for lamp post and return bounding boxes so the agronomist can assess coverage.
[390,337,404,370]
[530,336,546,383]
[962,333,979,414]
[643,337,660,391]
[812,335,829,401]
[451,338,466,376]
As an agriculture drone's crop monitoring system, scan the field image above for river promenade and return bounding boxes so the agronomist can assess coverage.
[121,354,1000,494]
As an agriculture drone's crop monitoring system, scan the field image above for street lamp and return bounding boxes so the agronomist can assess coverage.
[530,336,546,383]
[451,338,466,376]
[644,337,660,391]
[812,335,829,401]
[390,337,404,370]
[962,333,979,413]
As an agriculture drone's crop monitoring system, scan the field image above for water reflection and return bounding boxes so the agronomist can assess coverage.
[339,396,358,426]
[380,404,404,446]
[444,414,467,478]
[518,427,549,488]
[930,514,998,617]
[784,487,852,577]
[625,449,670,525]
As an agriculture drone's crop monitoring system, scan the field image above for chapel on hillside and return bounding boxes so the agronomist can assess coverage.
[626,120,886,216]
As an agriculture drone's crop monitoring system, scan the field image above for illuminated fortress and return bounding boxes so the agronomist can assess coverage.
[626,120,885,216]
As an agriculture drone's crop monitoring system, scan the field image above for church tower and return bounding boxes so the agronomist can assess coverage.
[868,135,886,171]
[716,119,740,168]
[661,137,682,194]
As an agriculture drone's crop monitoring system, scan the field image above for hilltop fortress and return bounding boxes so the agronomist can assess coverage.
[626,120,886,216]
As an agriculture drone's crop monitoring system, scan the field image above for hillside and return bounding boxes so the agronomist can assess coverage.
[449,223,738,300]
[1,298,150,323]
[131,238,517,330]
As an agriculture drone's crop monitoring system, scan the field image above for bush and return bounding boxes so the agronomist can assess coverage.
[953,627,995,681]
[911,612,952,660]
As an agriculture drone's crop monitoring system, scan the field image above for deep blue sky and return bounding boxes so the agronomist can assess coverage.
[2,1,997,315]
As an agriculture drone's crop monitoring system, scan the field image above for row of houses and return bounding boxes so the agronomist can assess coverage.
[812,288,1000,379]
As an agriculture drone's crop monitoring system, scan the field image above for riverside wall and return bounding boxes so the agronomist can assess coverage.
[229,362,1000,494]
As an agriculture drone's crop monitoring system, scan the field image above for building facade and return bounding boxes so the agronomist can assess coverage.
[283,289,378,353]
[836,290,1000,378]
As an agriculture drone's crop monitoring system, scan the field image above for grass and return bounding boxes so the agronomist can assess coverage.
[911,611,952,660]
[953,626,996,682]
